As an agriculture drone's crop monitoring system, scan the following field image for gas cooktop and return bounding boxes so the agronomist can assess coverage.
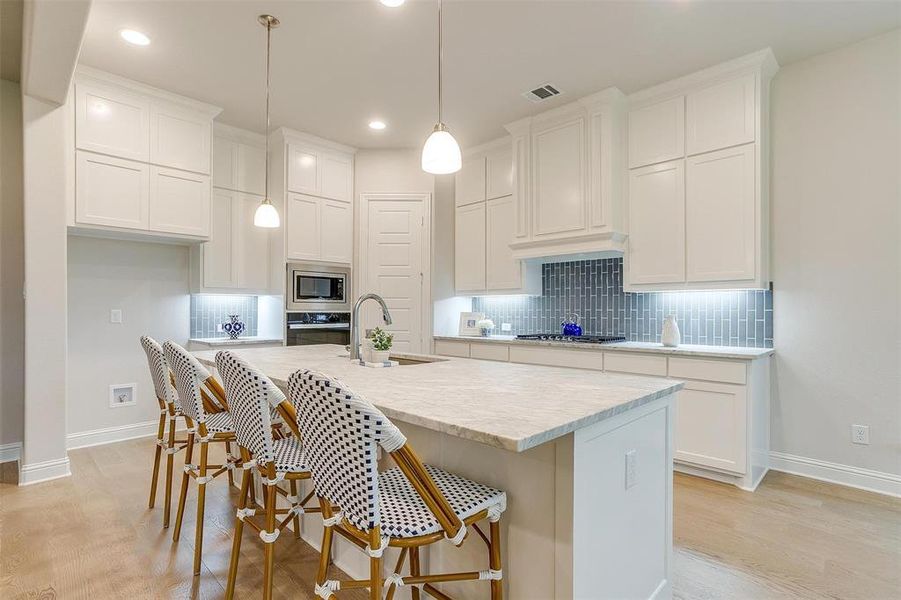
[515,334,627,344]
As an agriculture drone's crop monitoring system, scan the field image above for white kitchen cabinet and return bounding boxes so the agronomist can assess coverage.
[149,166,210,237]
[212,125,266,196]
[212,137,238,190]
[455,202,487,292]
[287,193,322,261]
[235,193,271,290]
[287,145,319,195]
[686,144,756,283]
[627,160,685,285]
[320,199,353,264]
[320,154,353,202]
[532,116,586,237]
[237,144,267,196]
[486,197,522,291]
[686,73,756,156]
[627,96,685,169]
[75,151,149,230]
[485,145,514,200]
[287,144,354,202]
[150,104,211,174]
[674,380,747,474]
[455,156,487,207]
[202,189,236,288]
[75,80,149,162]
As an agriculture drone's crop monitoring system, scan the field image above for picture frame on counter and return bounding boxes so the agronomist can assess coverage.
[458,312,486,337]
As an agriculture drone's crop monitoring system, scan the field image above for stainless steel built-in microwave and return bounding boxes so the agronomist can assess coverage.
[286,263,350,312]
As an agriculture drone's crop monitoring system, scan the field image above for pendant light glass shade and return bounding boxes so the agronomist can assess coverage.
[421,124,461,174]
[254,199,280,228]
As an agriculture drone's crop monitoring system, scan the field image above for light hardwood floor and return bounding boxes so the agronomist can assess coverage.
[1,438,898,599]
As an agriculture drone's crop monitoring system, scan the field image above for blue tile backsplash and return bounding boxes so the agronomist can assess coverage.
[190,295,259,339]
[472,258,773,348]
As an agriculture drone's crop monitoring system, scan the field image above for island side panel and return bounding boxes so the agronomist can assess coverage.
[572,394,675,600]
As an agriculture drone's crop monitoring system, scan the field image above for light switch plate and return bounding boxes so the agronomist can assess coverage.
[625,449,638,489]
[110,309,123,324]
[501,323,512,332]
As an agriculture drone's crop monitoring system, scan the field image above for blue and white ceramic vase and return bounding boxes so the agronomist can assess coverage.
[222,314,245,340]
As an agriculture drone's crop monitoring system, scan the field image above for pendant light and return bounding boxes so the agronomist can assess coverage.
[421,0,461,174]
[254,14,281,228]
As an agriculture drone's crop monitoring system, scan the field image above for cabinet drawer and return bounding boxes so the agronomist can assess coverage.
[668,357,746,385]
[470,343,509,362]
[509,346,602,371]
[434,340,470,358]
[603,353,667,377]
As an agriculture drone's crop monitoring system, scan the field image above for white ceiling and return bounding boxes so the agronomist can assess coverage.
[78,0,900,150]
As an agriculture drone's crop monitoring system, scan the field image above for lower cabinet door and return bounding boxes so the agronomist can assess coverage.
[236,192,271,290]
[149,166,210,237]
[75,151,149,230]
[674,380,747,474]
[203,188,236,288]
[286,193,321,260]
[320,199,352,264]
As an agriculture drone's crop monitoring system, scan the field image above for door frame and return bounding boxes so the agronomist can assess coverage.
[357,192,432,354]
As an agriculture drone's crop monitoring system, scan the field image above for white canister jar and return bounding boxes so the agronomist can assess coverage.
[662,315,681,347]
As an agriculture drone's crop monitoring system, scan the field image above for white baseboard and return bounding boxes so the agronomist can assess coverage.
[67,418,185,450]
[0,442,22,464]
[769,451,901,498]
[18,456,71,486]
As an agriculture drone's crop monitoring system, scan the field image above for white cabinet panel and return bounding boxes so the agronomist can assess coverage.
[203,189,236,287]
[686,144,756,282]
[627,160,685,284]
[286,193,321,260]
[75,151,149,230]
[236,144,267,197]
[236,193,271,289]
[149,167,210,237]
[628,96,684,168]
[532,117,586,236]
[485,145,513,200]
[686,73,755,155]
[321,200,353,264]
[455,202,487,292]
[150,104,211,174]
[470,342,509,362]
[75,81,149,161]
[603,353,667,377]
[287,145,319,194]
[455,156,487,207]
[321,154,353,202]
[434,340,471,358]
[674,380,747,474]
[212,137,238,190]
[486,196,521,291]
[509,346,603,371]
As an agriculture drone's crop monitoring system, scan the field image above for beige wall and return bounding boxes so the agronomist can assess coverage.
[0,79,24,453]
[771,29,901,475]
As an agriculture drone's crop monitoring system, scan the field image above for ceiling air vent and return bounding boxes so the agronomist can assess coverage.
[522,83,562,103]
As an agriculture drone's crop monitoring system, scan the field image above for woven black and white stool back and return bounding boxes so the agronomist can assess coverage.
[163,341,210,424]
[288,369,407,533]
[140,336,177,410]
[215,350,285,465]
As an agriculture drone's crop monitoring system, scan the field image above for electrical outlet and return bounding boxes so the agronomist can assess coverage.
[625,449,638,489]
[851,424,870,445]
[501,323,512,332]
[217,324,224,333]
[110,309,123,324]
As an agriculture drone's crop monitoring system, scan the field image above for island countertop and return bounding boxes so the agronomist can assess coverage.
[193,344,682,452]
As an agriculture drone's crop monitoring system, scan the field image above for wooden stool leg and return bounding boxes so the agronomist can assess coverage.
[225,440,235,487]
[289,479,301,538]
[193,439,209,575]
[489,519,503,600]
[262,473,277,600]
[163,414,177,528]
[410,547,421,600]
[173,431,195,542]
[149,412,165,508]
[316,497,335,594]
[225,465,252,600]
[369,527,382,600]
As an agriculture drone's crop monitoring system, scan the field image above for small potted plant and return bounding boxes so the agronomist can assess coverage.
[369,327,394,364]
[476,318,495,337]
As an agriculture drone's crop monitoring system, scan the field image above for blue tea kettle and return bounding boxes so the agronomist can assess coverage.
[561,313,583,337]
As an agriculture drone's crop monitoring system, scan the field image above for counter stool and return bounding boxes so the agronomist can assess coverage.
[140,336,190,528]
[215,350,324,600]
[163,341,244,575]
[287,369,508,600]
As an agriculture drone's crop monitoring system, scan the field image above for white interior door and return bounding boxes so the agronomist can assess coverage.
[361,194,429,353]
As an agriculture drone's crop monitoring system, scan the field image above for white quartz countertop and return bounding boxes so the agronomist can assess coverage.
[193,344,682,453]
[189,336,283,347]
[434,335,774,359]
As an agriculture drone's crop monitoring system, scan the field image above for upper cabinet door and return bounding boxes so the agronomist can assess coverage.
[455,202,487,292]
[75,151,149,230]
[236,192,271,290]
[203,188,236,288]
[212,136,238,190]
[455,156,487,207]
[287,145,319,195]
[532,116,586,237]
[321,199,353,264]
[150,104,211,174]
[286,193,321,260]
[485,196,520,291]
[686,144,756,283]
[76,81,149,162]
[236,144,267,197]
[320,154,353,203]
[485,145,513,200]
[149,167,211,237]
[628,96,685,168]
[686,73,755,156]
[627,160,685,284]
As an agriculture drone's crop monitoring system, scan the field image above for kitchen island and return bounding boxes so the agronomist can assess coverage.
[193,344,683,599]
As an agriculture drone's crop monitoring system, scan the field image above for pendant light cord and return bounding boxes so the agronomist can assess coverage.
[437,0,443,126]
[264,19,272,202]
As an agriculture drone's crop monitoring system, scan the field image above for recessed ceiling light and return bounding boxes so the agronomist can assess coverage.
[380,0,405,7]
[120,29,151,46]
[369,120,387,130]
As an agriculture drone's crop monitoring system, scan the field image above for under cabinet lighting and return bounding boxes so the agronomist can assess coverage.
[120,29,151,46]
[369,120,387,130]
